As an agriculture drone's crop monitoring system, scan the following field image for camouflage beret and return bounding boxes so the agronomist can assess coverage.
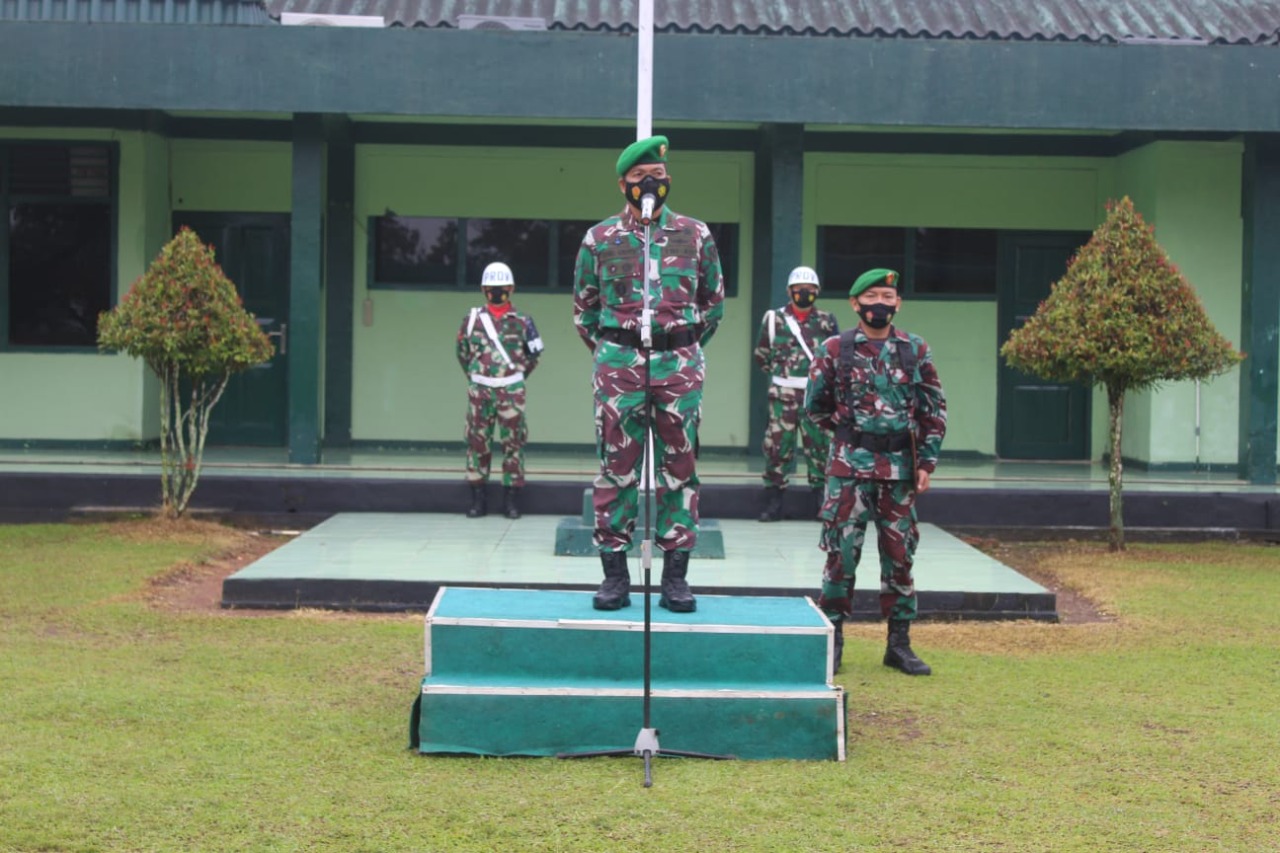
[616,135,669,177]
[849,268,900,298]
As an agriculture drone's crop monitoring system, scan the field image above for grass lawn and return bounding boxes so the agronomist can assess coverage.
[1,520,1277,852]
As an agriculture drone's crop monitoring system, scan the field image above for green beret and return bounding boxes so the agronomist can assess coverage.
[849,268,900,298]
[616,135,669,177]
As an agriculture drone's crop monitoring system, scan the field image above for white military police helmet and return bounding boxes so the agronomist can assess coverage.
[481,262,516,288]
[787,265,821,290]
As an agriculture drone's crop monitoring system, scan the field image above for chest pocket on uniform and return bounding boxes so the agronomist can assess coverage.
[601,254,642,304]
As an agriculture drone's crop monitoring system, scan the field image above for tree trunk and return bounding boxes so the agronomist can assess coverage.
[1107,383,1125,552]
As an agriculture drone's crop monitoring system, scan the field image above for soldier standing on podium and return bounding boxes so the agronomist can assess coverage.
[572,135,725,614]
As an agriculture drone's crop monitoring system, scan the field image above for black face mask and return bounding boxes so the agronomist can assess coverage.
[624,174,671,217]
[484,289,510,306]
[790,290,817,309]
[858,302,895,329]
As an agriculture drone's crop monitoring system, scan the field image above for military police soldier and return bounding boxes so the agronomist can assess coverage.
[456,261,544,520]
[805,268,947,675]
[573,135,726,613]
[754,265,840,522]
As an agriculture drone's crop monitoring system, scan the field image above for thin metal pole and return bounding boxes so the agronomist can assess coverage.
[636,0,654,140]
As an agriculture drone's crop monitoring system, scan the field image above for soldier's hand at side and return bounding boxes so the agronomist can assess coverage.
[916,469,931,494]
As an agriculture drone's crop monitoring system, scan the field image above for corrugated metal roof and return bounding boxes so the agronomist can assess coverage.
[263,0,1280,44]
[0,0,271,24]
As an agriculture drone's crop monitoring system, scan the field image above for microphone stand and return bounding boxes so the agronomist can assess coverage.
[560,196,733,785]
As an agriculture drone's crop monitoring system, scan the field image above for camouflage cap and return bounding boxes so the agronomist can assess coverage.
[849,268,900,298]
[616,135,669,177]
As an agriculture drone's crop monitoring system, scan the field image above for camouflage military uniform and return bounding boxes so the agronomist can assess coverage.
[805,326,947,622]
[753,304,839,489]
[455,305,542,487]
[573,205,725,551]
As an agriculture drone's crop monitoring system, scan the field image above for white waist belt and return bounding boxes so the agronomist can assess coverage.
[771,376,808,389]
[470,372,525,388]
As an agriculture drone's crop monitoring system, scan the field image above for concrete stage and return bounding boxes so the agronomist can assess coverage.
[222,512,1055,620]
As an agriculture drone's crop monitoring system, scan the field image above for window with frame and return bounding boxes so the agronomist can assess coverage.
[371,215,739,296]
[3,144,114,348]
[818,225,998,298]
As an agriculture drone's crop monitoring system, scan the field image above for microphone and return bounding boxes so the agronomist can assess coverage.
[640,193,656,222]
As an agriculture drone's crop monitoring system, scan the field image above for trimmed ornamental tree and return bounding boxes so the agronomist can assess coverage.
[98,228,274,519]
[1001,197,1243,551]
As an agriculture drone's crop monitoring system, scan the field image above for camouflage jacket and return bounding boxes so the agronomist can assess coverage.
[805,326,947,480]
[455,305,542,381]
[572,205,725,352]
[753,304,840,380]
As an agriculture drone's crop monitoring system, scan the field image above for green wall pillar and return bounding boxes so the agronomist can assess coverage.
[1238,135,1280,484]
[748,124,805,458]
[289,113,324,464]
[323,116,354,448]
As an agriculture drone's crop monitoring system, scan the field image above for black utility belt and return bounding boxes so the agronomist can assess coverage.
[834,427,912,452]
[600,326,699,351]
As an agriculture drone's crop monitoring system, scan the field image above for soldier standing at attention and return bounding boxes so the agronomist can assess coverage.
[754,265,839,522]
[456,261,543,520]
[805,268,947,675]
[573,135,725,613]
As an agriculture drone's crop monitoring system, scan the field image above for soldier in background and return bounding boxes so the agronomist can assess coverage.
[805,268,947,676]
[573,134,725,614]
[753,265,839,522]
[456,261,543,520]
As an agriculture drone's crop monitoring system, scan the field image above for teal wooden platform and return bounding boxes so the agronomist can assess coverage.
[554,488,726,558]
[412,587,846,761]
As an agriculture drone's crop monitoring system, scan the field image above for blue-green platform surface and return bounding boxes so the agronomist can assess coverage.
[224,512,1055,619]
[415,587,846,760]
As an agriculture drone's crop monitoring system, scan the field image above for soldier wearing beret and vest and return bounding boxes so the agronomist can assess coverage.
[573,135,726,614]
[805,268,947,676]
[754,265,840,522]
[457,261,544,521]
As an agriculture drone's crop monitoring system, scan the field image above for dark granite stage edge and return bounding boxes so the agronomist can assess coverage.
[6,472,1280,534]
[219,577,1058,621]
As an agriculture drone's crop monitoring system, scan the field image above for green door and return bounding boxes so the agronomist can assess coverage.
[173,213,291,446]
[997,232,1092,459]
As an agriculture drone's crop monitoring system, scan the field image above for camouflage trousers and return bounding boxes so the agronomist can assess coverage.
[761,384,829,489]
[592,344,703,552]
[464,382,527,487]
[816,477,918,622]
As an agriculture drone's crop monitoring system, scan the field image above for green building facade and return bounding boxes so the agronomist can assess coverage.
[2,2,1278,480]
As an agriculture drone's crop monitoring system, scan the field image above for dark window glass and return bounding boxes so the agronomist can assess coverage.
[555,220,598,289]
[373,216,457,285]
[10,145,110,198]
[706,222,738,298]
[8,203,112,346]
[466,218,550,288]
[913,227,998,295]
[818,226,906,296]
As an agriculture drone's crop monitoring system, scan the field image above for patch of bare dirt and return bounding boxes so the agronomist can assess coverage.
[958,537,1114,624]
[144,527,292,616]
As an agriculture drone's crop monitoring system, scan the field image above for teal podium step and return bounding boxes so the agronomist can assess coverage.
[412,587,846,761]
[554,489,726,558]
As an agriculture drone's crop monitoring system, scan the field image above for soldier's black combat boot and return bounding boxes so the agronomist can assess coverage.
[759,486,784,522]
[503,487,521,520]
[592,551,631,610]
[659,549,697,613]
[884,619,932,676]
[831,618,845,676]
[466,484,487,519]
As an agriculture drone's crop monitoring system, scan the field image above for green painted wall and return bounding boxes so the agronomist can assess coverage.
[804,153,1111,457]
[1112,141,1244,467]
[170,140,291,212]
[0,126,159,441]
[350,145,754,447]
